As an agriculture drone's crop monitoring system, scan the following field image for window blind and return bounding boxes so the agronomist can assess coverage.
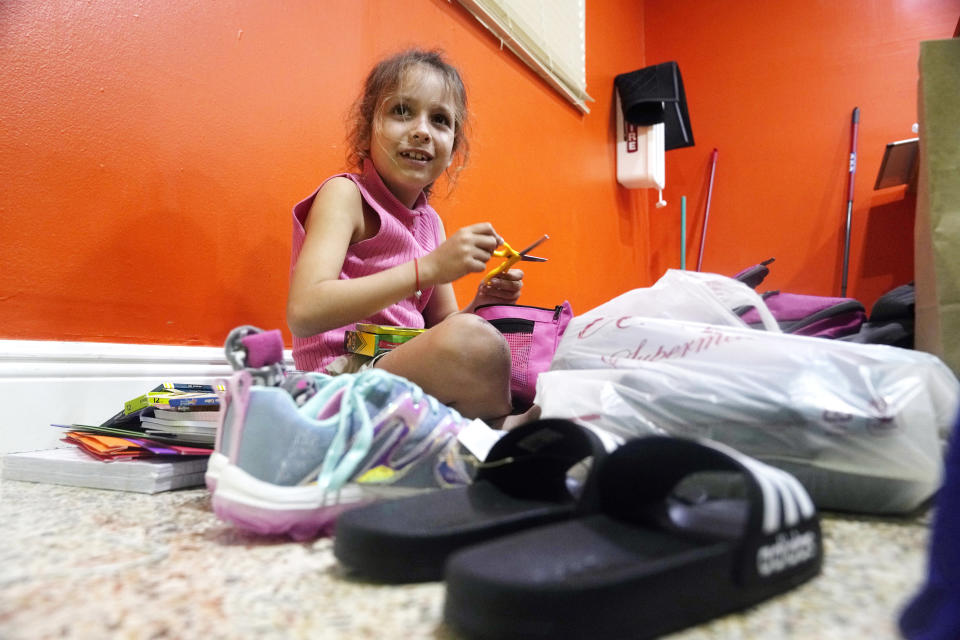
[456,0,593,113]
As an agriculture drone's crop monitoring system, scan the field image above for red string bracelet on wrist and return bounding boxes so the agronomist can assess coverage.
[413,258,422,301]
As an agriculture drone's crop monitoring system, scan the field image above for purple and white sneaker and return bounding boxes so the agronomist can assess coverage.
[205,325,290,493]
[210,366,476,540]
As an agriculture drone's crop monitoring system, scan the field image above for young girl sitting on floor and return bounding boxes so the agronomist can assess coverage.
[287,48,528,427]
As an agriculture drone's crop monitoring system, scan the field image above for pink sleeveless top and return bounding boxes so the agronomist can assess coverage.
[290,159,443,372]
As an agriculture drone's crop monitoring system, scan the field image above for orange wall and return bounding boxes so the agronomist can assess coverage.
[1,1,953,347]
[643,0,957,309]
[0,0,648,346]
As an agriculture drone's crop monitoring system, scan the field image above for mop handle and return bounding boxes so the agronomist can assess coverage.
[848,108,859,201]
[841,107,859,297]
[696,148,719,271]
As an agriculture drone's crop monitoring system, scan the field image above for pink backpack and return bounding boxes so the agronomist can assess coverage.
[475,302,574,410]
[733,258,866,339]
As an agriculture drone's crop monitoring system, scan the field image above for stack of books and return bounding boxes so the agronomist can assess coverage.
[124,383,221,445]
[139,407,219,444]
[1,382,223,493]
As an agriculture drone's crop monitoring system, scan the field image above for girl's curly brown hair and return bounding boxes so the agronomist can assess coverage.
[345,49,470,195]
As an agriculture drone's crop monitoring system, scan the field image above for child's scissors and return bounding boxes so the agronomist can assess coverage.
[482,234,549,285]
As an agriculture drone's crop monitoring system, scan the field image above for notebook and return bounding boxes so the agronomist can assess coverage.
[1,447,209,494]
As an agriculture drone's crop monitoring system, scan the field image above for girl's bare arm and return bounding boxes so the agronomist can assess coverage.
[288,179,509,337]
[287,178,426,337]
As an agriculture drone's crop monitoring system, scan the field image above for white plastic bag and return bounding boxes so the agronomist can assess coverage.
[571,269,782,334]
[539,271,960,514]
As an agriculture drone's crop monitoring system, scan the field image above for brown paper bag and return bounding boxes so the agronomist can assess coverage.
[915,38,960,377]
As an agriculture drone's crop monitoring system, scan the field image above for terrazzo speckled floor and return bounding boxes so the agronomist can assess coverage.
[0,471,930,640]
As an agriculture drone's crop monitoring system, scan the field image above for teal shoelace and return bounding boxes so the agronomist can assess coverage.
[301,369,461,491]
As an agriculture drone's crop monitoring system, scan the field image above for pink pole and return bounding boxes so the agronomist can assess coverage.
[696,148,719,271]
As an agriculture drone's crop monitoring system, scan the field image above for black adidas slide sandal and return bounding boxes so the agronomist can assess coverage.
[332,419,608,583]
[443,436,822,640]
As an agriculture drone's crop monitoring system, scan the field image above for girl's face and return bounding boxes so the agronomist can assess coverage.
[369,64,458,208]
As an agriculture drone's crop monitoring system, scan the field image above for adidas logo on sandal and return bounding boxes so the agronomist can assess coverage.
[703,439,821,584]
[756,529,819,576]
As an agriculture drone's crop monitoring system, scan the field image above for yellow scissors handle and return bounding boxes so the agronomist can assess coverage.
[482,241,520,285]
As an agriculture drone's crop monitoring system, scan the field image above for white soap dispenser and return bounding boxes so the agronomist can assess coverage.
[615,93,665,190]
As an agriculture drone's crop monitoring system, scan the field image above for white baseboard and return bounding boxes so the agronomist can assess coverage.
[0,340,292,455]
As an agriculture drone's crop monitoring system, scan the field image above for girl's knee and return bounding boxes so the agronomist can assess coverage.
[436,314,510,372]
[391,314,512,421]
